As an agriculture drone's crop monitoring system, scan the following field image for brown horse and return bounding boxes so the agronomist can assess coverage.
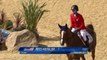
[58,24,96,60]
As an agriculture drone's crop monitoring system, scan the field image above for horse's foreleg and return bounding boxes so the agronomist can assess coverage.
[75,57,81,60]
[73,55,80,60]
[66,54,73,60]
[91,49,95,60]
[77,58,80,60]
[80,55,86,60]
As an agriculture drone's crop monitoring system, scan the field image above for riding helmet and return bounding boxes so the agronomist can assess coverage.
[71,5,79,11]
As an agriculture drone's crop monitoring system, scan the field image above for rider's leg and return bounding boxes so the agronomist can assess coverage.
[80,29,90,47]
[80,29,87,42]
[86,31,93,51]
[86,32,93,44]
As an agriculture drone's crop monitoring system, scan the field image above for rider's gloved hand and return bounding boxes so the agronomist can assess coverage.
[71,28,78,33]
[74,29,78,33]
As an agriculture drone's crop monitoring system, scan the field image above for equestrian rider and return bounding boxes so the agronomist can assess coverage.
[70,5,93,47]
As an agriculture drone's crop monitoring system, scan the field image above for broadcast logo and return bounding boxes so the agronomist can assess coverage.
[24,47,34,51]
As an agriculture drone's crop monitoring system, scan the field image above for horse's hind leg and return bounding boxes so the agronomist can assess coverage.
[92,49,95,60]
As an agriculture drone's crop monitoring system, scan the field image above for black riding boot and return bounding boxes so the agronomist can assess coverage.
[84,41,91,51]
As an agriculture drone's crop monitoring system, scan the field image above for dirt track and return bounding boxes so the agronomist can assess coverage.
[0,0,107,60]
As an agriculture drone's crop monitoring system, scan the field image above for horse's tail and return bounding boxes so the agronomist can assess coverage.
[86,24,94,31]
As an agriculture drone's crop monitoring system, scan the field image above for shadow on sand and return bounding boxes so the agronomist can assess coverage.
[38,36,60,42]
[36,36,60,47]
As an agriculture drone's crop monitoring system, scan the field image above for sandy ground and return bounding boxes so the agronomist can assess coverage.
[0,0,107,60]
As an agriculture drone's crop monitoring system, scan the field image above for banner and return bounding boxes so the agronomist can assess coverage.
[19,47,89,54]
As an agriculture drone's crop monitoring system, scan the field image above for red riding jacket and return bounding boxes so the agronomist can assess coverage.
[70,13,86,31]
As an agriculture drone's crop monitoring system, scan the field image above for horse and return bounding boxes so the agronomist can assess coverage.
[58,24,96,60]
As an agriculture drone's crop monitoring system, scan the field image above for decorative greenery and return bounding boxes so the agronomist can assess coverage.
[0,10,6,29]
[0,10,13,30]
[13,24,26,31]
[0,21,3,28]
[4,20,13,30]
[22,0,46,33]
[0,10,5,23]
[13,12,22,28]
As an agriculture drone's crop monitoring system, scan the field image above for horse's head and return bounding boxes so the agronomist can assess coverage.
[58,24,73,46]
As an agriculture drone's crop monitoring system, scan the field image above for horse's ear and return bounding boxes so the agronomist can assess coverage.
[58,24,62,28]
[65,24,68,28]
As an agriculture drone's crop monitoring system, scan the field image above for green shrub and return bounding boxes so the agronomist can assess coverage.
[4,20,13,30]
[22,0,46,33]
[0,21,3,28]
[0,21,3,25]
[0,10,5,28]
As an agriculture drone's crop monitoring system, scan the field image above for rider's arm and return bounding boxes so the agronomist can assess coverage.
[78,15,85,31]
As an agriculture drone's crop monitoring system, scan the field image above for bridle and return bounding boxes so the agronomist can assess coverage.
[60,30,66,45]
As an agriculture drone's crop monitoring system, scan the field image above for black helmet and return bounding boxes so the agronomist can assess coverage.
[71,5,79,11]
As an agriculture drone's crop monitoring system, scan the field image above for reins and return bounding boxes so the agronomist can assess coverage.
[77,32,88,47]
[69,29,87,47]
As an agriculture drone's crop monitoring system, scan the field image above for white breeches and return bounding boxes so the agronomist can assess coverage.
[71,28,93,44]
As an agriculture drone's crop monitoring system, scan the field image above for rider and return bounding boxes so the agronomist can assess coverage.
[70,5,93,48]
